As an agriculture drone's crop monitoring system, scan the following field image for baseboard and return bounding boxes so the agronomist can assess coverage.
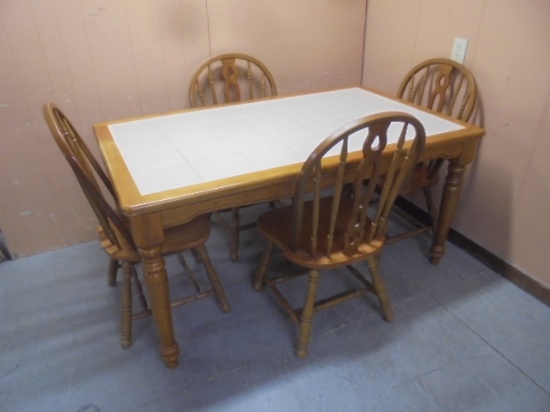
[394,197,550,307]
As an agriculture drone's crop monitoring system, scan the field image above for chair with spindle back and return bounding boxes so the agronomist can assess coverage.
[0,229,10,262]
[253,112,426,358]
[189,53,278,261]
[43,102,230,349]
[189,53,277,108]
[389,58,477,243]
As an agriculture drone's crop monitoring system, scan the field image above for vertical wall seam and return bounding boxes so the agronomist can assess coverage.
[0,3,48,255]
[206,0,212,57]
[155,0,172,111]
[360,0,368,85]
[124,0,144,115]
[78,0,106,121]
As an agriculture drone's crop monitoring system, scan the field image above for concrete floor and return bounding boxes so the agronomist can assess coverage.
[1,205,549,411]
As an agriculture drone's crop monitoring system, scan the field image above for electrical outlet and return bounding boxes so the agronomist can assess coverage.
[451,38,468,63]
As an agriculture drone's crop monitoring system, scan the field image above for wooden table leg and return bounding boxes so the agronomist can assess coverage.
[132,213,180,368]
[430,159,465,265]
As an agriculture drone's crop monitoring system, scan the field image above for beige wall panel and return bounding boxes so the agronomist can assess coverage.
[0,2,78,256]
[363,0,550,286]
[0,0,211,257]
[1,0,364,258]
[512,103,550,286]
[0,0,104,256]
[206,0,366,94]
[126,2,172,115]
[155,1,210,110]
[362,0,421,93]
[414,0,484,65]
[80,1,142,120]
[453,1,550,271]
[47,0,106,191]
[363,0,483,94]
[125,1,211,114]
[51,0,105,124]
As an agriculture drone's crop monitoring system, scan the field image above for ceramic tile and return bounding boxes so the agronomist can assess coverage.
[107,89,464,196]
[190,153,258,182]
[130,161,203,194]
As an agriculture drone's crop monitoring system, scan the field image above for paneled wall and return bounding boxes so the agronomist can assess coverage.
[0,0,367,258]
[363,0,550,287]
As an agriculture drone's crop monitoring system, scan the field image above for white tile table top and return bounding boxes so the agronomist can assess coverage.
[108,88,464,196]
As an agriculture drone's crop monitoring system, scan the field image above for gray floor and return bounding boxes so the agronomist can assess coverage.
[1,205,549,412]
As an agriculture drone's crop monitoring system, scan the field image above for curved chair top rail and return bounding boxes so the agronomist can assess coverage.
[291,111,426,256]
[397,57,477,122]
[43,102,133,250]
[189,52,277,108]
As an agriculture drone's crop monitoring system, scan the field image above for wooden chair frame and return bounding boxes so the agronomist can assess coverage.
[43,102,230,349]
[189,53,278,261]
[189,53,277,108]
[389,58,477,243]
[254,112,426,358]
[0,230,11,262]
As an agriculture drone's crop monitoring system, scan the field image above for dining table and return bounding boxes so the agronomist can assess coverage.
[94,86,485,368]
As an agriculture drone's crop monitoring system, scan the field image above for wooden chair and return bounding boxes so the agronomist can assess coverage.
[253,112,426,358]
[43,102,230,349]
[189,52,277,107]
[189,53,278,261]
[389,58,477,243]
[0,229,10,262]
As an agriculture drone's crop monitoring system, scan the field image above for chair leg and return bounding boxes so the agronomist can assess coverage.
[190,248,201,264]
[229,208,240,261]
[296,269,321,359]
[254,242,273,291]
[120,261,133,349]
[177,251,201,293]
[108,258,119,286]
[366,255,394,322]
[194,245,231,313]
[131,266,149,313]
[423,187,438,236]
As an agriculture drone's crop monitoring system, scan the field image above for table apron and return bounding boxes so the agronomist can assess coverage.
[153,138,476,229]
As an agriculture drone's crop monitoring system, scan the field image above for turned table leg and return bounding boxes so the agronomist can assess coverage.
[430,159,465,265]
[132,213,180,368]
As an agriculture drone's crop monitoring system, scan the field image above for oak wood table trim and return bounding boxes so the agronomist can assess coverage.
[94,86,485,367]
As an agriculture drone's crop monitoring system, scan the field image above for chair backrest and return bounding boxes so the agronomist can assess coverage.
[291,112,426,256]
[43,102,133,250]
[397,58,477,122]
[189,53,277,107]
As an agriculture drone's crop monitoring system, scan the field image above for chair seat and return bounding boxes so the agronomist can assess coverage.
[399,163,440,195]
[99,214,212,262]
[257,197,384,270]
[44,101,230,354]
[387,58,477,244]
[253,113,425,358]
[189,53,278,261]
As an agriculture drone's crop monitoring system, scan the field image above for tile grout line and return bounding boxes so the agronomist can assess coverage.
[431,295,550,397]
